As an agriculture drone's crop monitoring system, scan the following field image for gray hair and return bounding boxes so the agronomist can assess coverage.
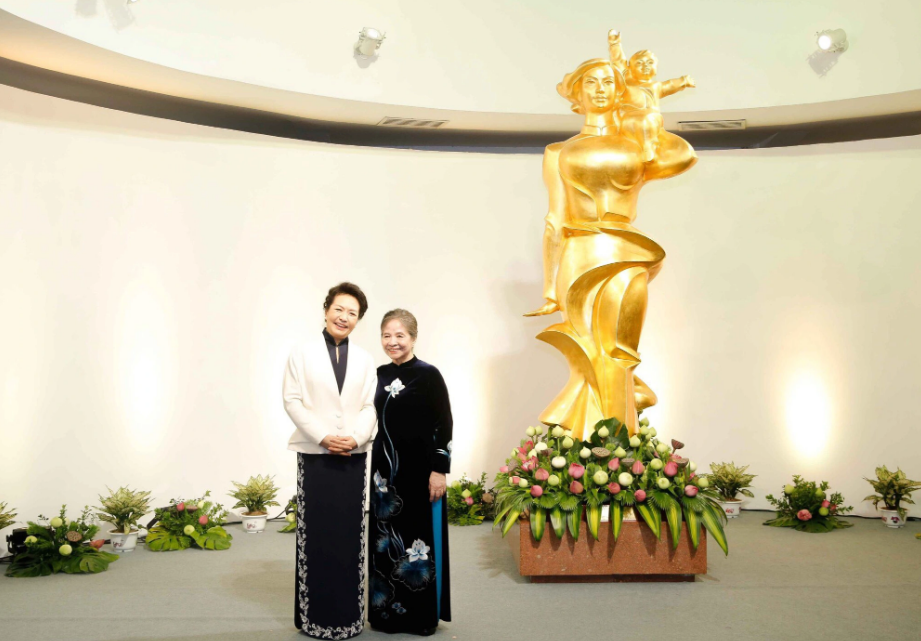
[381,308,418,339]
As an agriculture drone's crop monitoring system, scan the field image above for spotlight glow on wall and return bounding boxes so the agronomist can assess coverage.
[816,29,848,53]
[784,369,833,460]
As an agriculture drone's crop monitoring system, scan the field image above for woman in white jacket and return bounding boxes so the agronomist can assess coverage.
[284,282,378,639]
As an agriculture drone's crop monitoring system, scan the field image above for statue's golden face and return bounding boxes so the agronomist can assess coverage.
[630,55,657,81]
[579,66,619,114]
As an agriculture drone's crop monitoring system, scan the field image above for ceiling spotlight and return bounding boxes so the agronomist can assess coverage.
[127,0,141,4]
[816,29,848,53]
[355,27,386,59]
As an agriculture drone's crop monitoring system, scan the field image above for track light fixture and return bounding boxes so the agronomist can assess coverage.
[355,27,386,59]
[816,29,848,53]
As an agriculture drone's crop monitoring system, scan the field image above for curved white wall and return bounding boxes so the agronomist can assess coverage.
[4,0,921,115]
[1,85,920,541]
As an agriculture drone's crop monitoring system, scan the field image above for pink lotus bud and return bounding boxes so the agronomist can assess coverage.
[510,476,520,485]
[671,439,685,450]
[198,515,208,525]
[534,468,550,481]
[690,473,697,478]
[830,504,837,512]
[684,485,699,497]
[176,502,186,512]
[530,485,543,498]
[524,440,534,450]
[465,496,475,505]
[499,465,509,473]
[568,463,585,479]
[821,500,830,508]
[607,458,620,470]
[607,483,621,495]
[796,509,812,521]
[670,454,681,462]
[631,460,645,475]
[634,489,647,502]
[569,481,584,494]
[664,462,679,477]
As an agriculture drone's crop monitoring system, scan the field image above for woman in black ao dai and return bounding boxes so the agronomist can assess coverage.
[369,309,452,636]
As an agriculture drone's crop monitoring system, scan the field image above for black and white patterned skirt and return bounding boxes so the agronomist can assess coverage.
[296,452,368,639]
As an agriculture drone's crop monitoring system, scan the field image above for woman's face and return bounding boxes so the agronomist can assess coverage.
[579,65,619,114]
[381,319,415,365]
[325,294,360,342]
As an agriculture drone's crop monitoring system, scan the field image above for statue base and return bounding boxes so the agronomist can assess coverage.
[508,517,707,583]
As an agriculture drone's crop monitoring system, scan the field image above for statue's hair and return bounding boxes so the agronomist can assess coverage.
[557,59,626,115]
[381,308,418,339]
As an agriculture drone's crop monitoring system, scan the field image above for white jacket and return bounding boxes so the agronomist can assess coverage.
[284,336,378,455]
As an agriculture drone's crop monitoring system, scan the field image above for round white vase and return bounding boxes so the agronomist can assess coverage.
[717,499,742,519]
[110,530,139,553]
[879,508,905,528]
[242,513,268,534]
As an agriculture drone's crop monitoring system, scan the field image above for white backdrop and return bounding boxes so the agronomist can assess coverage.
[1,83,920,539]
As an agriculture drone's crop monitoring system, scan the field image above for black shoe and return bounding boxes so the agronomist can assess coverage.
[416,628,437,637]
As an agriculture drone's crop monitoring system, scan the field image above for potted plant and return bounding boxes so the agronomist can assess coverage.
[0,502,16,532]
[95,486,153,553]
[5,505,119,577]
[146,492,232,551]
[864,466,921,528]
[704,462,755,519]
[229,474,280,534]
[447,473,490,526]
[764,476,852,533]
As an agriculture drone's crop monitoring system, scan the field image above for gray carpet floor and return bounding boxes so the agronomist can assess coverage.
[1,513,919,641]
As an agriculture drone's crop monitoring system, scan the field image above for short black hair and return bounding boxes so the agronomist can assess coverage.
[323,282,368,319]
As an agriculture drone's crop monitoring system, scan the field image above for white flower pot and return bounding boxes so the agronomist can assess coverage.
[241,513,268,534]
[110,530,139,553]
[717,499,742,519]
[879,508,905,528]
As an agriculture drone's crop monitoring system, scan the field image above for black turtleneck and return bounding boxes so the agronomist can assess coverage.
[322,329,349,394]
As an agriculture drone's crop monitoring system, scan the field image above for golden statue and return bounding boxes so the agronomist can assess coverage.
[525,30,697,439]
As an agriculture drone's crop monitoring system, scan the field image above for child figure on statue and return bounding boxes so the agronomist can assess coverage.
[608,30,695,162]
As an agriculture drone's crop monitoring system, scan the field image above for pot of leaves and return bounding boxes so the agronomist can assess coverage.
[146,492,232,551]
[5,505,119,577]
[704,462,756,519]
[764,476,853,533]
[864,466,921,528]
[447,473,489,526]
[0,501,16,533]
[229,475,280,534]
[95,486,153,553]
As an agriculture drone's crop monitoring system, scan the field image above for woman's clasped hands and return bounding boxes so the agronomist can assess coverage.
[320,435,358,455]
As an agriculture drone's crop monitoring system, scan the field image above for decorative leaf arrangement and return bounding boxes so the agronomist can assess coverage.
[279,497,297,533]
[95,486,153,534]
[447,473,491,526]
[704,462,756,502]
[863,466,921,519]
[764,476,852,533]
[0,501,16,532]
[228,475,281,516]
[146,492,232,551]
[493,417,729,555]
[5,505,119,577]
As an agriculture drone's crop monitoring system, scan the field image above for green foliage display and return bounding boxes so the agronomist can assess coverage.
[279,497,297,533]
[228,474,281,515]
[0,501,16,532]
[146,492,232,552]
[764,475,853,533]
[863,466,921,518]
[5,505,119,577]
[493,417,729,555]
[95,486,153,534]
[447,473,490,526]
[704,462,756,501]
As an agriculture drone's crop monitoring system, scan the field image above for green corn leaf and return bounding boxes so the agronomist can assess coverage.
[492,504,514,530]
[635,503,661,539]
[567,505,583,540]
[701,503,729,555]
[663,496,683,550]
[501,509,521,537]
[549,506,565,539]
[530,507,546,542]
[610,502,624,541]
[684,506,701,549]
[586,505,601,541]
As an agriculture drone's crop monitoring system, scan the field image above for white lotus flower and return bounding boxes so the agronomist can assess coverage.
[535,442,548,452]
[385,378,405,396]
[408,539,430,562]
[373,470,389,493]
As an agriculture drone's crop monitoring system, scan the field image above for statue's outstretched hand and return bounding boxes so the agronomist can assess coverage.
[524,300,560,317]
[683,75,696,88]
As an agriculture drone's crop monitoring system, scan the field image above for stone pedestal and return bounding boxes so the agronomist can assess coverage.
[509,517,707,583]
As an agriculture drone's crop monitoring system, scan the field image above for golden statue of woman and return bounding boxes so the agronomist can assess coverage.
[526,31,697,439]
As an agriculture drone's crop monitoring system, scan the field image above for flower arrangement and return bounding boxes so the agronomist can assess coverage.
[5,505,119,577]
[279,497,296,533]
[228,474,280,516]
[146,492,232,551]
[764,475,853,533]
[705,462,756,502]
[493,417,729,555]
[447,473,490,526]
[0,501,16,531]
[95,486,153,534]
[863,466,921,519]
